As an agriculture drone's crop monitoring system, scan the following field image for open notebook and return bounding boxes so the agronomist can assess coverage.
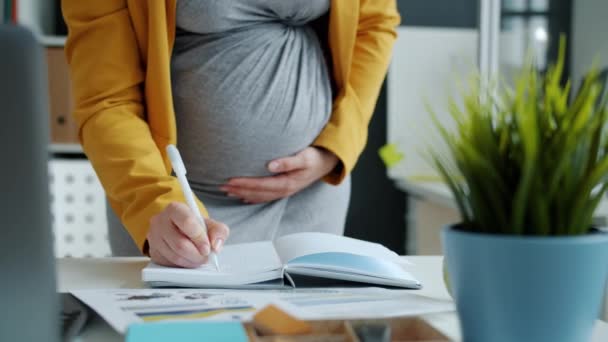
[142,232,421,289]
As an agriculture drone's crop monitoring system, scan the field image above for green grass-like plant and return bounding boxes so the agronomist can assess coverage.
[430,38,608,235]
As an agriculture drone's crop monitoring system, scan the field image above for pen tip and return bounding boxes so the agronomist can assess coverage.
[212,253,221,272]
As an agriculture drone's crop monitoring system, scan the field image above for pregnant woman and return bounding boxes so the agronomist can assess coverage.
[62,0,400,268]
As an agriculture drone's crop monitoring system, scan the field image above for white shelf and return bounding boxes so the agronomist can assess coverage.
[49,143,83,154]
[396,178,608,227]
[395,179,456,209]
[39,35,66,47]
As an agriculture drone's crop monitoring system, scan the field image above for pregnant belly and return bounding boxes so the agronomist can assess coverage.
[175,100,329,193]
[171,25,331,193]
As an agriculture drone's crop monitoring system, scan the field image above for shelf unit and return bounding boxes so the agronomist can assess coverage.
[16,0,78,155]
[39,34,66,47]
[16,1,109,257]
[49,143,83,155]
[45,40,81,153]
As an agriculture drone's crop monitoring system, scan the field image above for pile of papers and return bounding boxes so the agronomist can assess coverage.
[73,287,454,334]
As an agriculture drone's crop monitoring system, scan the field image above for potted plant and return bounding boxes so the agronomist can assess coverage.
[429,40,608,342]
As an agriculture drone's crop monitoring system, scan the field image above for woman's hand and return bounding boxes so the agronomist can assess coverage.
[147,202,230,268]
[221,147,339,204]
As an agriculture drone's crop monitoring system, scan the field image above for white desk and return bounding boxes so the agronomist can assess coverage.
[399,179,608,253]
[57,256,608,341]
[398,180,608,322]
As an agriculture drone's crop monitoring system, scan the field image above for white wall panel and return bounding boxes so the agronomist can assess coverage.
[387,27,479,182]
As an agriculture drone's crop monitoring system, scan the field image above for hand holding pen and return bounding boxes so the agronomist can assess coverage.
[145,145,229,269]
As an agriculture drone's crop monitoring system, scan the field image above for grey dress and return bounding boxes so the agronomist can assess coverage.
[108,0,351,255]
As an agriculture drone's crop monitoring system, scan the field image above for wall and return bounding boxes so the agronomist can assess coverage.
[345,82,408,254]
[345,0,478,254]
[16,0,55,35]
[386,1,479,182]
[387,27,479,181]
[396,0,478,28]
[571,0,608,89]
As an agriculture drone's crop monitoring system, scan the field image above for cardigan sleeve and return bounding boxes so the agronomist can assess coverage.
[313,0,400,184]
[62,0,208,253]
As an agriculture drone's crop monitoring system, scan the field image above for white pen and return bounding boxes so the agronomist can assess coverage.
[166,144,221,271]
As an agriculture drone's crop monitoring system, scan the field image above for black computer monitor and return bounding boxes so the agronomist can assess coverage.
[0,25,59,342]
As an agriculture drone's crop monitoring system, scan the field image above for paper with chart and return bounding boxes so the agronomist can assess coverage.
[278,288,454,320]
[71,287,454,334]
[72,289,266,333]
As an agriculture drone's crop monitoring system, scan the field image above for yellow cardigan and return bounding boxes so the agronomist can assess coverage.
[62,0,400,253]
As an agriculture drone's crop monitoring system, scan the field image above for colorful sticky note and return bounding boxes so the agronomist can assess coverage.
[253,304,312,336]
[378,143,404,168]
[126,321,248,342]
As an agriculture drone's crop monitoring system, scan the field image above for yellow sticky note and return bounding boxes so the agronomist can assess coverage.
[378,143,404,168]
[253,305,312,336]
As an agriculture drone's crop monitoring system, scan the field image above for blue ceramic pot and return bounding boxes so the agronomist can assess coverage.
[442,226,608,342]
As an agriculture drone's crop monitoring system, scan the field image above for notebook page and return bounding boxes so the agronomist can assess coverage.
[143,241,283,285]
[201,241,281,273]
[286,252,418,282]
[274,232,402,264]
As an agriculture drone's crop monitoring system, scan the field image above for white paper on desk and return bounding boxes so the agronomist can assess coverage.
[71,288,274,334]
[592,320,608,342]
[72,287,453,334]
[273,287,454,320]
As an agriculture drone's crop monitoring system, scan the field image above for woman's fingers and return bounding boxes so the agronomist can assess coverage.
[149,234,201,268]
[206,218,230,252]
[159,236,201,268]
[268,149,309,173]
[147,202,232,268]
[228,187,283,204]
[222,147,338,204]
[163,223,208,265]
[166,202,210,255]
[225,173,294,193]
[149,247,172,266]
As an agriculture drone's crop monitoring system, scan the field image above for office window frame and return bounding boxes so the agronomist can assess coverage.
[500,0,572,82]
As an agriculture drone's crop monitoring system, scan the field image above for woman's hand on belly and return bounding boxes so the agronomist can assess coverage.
[220,147,339,204]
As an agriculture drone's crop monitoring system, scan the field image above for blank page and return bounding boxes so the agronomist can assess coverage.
[274,232,402,264]
[143,241,283,286]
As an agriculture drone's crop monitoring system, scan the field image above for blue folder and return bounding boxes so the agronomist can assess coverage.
[126,321,248,342]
